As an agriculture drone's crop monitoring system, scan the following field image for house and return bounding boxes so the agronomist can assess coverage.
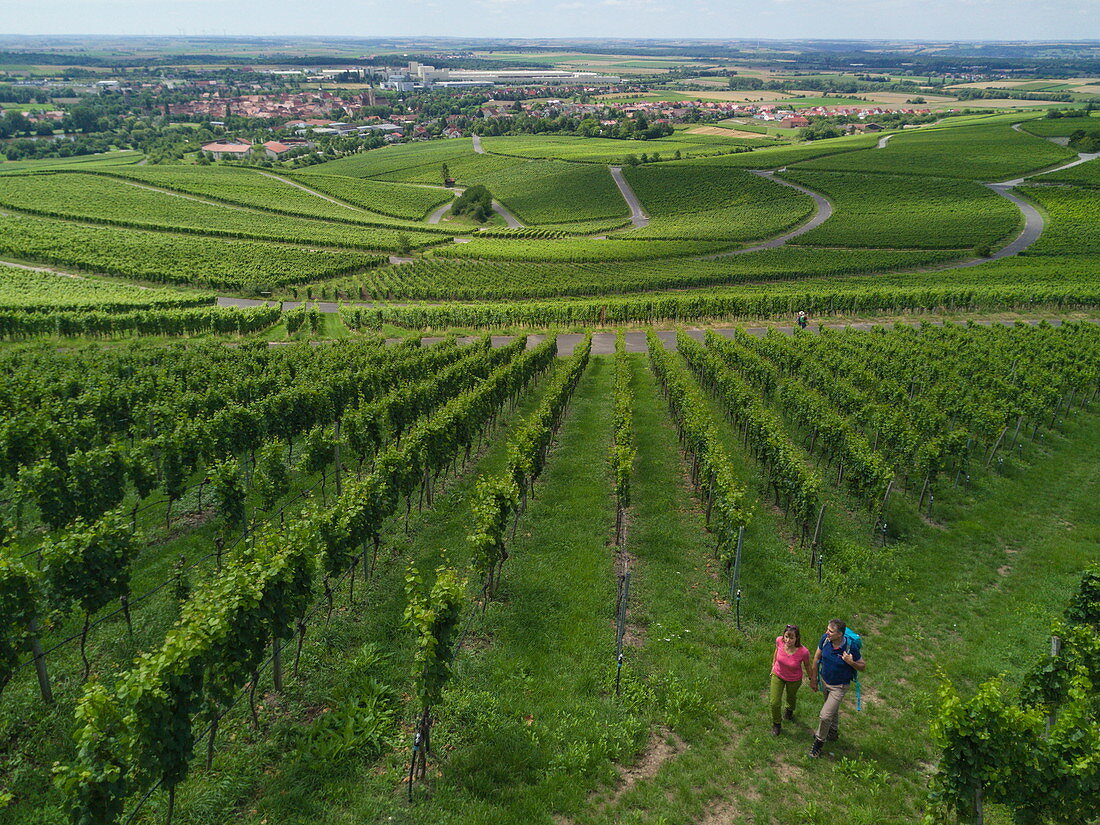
[259,141,294,159]
[442,127,463,138]
[780,116,810,129]
[201,139,252,160]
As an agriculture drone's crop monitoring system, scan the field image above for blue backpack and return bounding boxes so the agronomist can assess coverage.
[819,628,864,711]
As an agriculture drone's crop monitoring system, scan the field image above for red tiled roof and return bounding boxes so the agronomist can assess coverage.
[202,141,252,153]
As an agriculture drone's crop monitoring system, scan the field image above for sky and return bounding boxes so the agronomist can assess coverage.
[1,0,1098,41]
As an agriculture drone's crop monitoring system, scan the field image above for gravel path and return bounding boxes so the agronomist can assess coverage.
[608,165,649,228]
[472,134,485,154]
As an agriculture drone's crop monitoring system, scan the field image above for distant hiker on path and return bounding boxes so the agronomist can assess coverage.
[809,619,865,758]
[770,624,812,736]
[797,311,808,330]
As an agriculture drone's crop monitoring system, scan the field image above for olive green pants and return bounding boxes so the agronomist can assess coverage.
[769,672,801,725]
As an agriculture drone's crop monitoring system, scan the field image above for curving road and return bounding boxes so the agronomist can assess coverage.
[876,133,894,149]
[427,200,454,224]
[608,166,649,228]
[491,200,524,228]
[700,171,833,259]
[472,134,485,154]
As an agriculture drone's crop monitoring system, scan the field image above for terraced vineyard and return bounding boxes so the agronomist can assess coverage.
[621,166,815,241]
[350,248,964,300]
[1014,184,1100,254]
[285,172,454,219]
[791,123,1076,180]
[1035,158,1100,187]
[0,172,453,249]
[481,133,758,162]
[780,169,1022,249]
[103,165,439,226]
[0,212,378,290]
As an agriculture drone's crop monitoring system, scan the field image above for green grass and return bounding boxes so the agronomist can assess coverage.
[781,169,1022,249]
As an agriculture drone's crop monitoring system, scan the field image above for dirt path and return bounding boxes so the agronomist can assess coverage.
[0,259,87,278]
[256,170,368,213]
[876,133,894,149]
[472,134,486,154]
[608,166,649,228]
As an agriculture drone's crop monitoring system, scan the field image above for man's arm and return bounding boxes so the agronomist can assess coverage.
[810,648,822,689]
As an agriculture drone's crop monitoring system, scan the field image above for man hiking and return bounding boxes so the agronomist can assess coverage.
[809,619,865,758]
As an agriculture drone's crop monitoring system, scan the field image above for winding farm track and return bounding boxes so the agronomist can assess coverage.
[256,170,368,213]
[699,171,833,259]
[608,166,649,228]
[876,133,894,149]
[491,200,525,228]
[426,201,453,224]
[472,134,486,154]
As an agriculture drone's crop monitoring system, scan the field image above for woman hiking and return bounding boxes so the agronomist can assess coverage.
[770,624,812,736]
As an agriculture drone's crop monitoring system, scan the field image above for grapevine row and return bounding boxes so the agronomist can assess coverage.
[469,334,591,599]
[675,331,820,534]
[646,330,753,566]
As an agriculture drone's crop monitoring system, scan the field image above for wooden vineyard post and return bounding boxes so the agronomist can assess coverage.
[333,419,343,499]
[876,480,894,545]
[810,504,826,568]
[729,526,744,631]
[29,615,53,704]
[272,638,284,692]
[1045,635,1062,735]
[986,426,1008,467]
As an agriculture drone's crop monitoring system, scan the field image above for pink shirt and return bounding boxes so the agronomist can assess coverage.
[772,636,810,682]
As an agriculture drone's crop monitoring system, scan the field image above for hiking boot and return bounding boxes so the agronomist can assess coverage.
[771,723,781,736]
[784,708,794,721]
[809,737,824,758]
[827,726,839,742]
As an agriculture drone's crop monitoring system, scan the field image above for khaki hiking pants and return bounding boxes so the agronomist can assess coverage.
[815,680,847,741]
